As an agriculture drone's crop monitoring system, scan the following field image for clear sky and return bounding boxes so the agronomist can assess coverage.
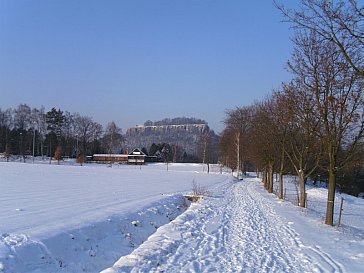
[0,0,298,133]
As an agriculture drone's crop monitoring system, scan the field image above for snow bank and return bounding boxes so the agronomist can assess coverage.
[101,202,202,273]
[0,195,190,273]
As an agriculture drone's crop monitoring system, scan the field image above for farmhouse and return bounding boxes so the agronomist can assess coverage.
[92,148,147,164]
[92,154,128,163]
[128,148,146,164]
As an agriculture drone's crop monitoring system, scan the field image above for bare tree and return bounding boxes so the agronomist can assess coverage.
[14,104,31,131]
[199,128,211,164]
[91,122,103,155]
[224,107,252,177]
[275,0,364,78]
[13,104,32,160]
[251,100,279,193]
[0,108,13,154]
[280,82,322,207]
[41,107,48,157]
[103,121,123,154]
[73,113,103,155]
[4,144,10,162]
[219,128,237,172]
[30,108,40,158]
[271,91,293,199]
[289,29,364,225]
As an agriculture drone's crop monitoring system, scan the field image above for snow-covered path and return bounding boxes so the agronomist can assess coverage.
[105,177,346,273]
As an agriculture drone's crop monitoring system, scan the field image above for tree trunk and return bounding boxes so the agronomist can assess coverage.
[262,169,267,189]
[325,169,336,225]
[299,172,306,208]
[268,162,274,193]
[235,132,240,178]
[41,142,43,158]
[279,144,285,199]
[279,173,284,199]
[49,136,52,164]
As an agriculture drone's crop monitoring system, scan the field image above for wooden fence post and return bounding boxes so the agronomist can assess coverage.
[284,188,286,200]
[305,192,308,208]
[337,197,344,227]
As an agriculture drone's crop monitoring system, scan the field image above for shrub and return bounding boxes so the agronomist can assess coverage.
[77,154,86,166]
[54,146,63,164]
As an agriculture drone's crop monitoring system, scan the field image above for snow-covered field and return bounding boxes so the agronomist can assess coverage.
[0,161,230,272]
[1,161,363,272]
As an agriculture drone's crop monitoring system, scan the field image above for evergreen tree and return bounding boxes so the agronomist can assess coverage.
[46,108,64,140]
[46,108,64,163]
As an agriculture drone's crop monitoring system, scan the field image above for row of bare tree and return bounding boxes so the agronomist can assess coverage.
[220,0,363,226]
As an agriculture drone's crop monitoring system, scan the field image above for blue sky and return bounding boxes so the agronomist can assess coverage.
[0,0,297,133]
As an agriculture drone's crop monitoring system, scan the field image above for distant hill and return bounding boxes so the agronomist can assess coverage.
[125,117,211,156]
[143,117,206,126]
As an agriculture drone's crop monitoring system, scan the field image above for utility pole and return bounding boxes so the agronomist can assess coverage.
[32,122,36,163]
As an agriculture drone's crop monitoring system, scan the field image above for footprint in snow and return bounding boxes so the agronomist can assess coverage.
[3,234,29,246]
[351,253,364,260]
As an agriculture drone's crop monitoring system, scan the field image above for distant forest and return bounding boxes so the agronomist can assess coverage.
[0,104,122,159]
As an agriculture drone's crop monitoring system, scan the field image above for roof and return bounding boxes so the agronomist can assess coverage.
[129,148,146,156]
[93,154,128,158]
